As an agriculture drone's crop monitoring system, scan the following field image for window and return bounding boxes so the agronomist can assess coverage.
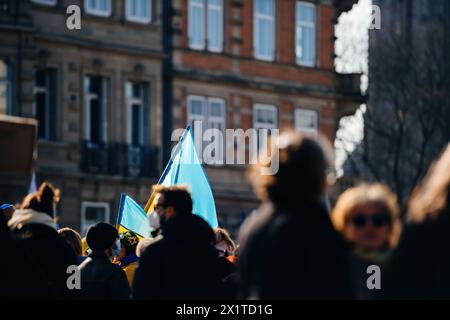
[296,2,316,66]
[31,0,57,6]
[295,109,318,134]
[84,76,108,145]
[187,95,226,164]
[188,0,224,52]
[126,81,149,147]
[253,104,277,150]
[33,68,57,140]
[0,60,12,115]
[126,0,151,24]
[254,0,275,61]
[81,202,110,237]
[85,0,111,17]
[187,95,226,132]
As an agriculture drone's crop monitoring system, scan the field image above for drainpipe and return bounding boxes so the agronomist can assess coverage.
[161,0,173,165]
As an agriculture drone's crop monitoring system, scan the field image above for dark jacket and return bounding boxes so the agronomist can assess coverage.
[132,214,225,300]
[0,213,56,299]
[383,208,450,299]
[348,248,390,300]
[9,210,78,299]
[79,252,131,300]
[238,202,354,300]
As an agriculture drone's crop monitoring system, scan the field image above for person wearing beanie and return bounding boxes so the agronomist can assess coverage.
[113,231,140,286]
[8,182,78,299]
[79,222,131,300]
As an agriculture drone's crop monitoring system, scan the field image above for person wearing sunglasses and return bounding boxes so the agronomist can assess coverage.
[331,183,401,300]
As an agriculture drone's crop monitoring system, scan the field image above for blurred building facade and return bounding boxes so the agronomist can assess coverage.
[343,0,450,207]
[0,0,361,236]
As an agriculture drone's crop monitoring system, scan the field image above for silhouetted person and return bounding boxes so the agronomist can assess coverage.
[79,222,130,300]
[238,132,354,299]
[0,208,55,299]
[383,144,450,299]
[133,185,225,299]
[8,182,78,298]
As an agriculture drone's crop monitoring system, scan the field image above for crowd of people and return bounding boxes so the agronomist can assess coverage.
[1,131,449,300]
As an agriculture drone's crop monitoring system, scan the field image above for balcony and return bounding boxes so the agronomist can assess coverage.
[81,141,159,178]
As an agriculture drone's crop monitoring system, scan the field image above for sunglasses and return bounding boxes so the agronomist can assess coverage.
[348,212,391,228]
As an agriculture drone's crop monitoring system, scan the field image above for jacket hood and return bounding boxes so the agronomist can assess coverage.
[8,209,57,231]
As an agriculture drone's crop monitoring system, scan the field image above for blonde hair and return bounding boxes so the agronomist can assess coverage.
[58,228,82,255]
[408,144,450,223]
[331,183,401,248]
[214,228,237,255]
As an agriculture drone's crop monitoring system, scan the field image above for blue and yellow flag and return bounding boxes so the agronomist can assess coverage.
[144,126,218,228]
[116,193,152,238]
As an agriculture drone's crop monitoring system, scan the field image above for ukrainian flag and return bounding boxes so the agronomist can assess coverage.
[116,193,152,238]
[144,126,218,228]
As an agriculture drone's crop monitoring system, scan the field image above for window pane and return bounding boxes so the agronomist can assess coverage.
[132,83,141,98]
[255,4,274,60]
[132,104,141,146]
[90,99,100,143]
[99,0,107,11]
[34,70,46,87]
[140,0,149,18]
[36,92,47,138]
[190,0,205,48]
[296,3,316,65]
[125,82,132,98]
[207,0,222,51]
[130,0,138,16]
[190,99,204,115]
[209,101,223,117]
[255,0,274,15]
[87,0,96,10]
[89,76,101,94]
[297,3,315,23]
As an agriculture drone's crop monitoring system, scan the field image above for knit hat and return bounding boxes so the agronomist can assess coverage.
[86,222,118,252]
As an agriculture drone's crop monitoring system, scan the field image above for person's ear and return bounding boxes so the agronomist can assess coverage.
[166,206,176,219]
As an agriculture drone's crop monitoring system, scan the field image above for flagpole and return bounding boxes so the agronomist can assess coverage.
[116,193,127,229]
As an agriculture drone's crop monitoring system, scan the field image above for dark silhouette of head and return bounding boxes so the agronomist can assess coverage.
[249,132,333,210]
[21,182,60,218]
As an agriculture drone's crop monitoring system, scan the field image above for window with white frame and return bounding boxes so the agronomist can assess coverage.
[31,0,57,6]
[253,104,278,151]
[0,60,11,116]
[81,202,110,237]
[126,0,152,24]
[295,109,318,134]
[126,81,147,147]
[33,68,57,140]
[188,0,224,52]
[187,95,226,131]
[85,0,111,17]
[187,95,226,164]
[254,0,275,61]
[296,1,316,66]
[84,76,108,145]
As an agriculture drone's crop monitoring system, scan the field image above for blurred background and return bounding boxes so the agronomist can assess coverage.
[0,0,448,237]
